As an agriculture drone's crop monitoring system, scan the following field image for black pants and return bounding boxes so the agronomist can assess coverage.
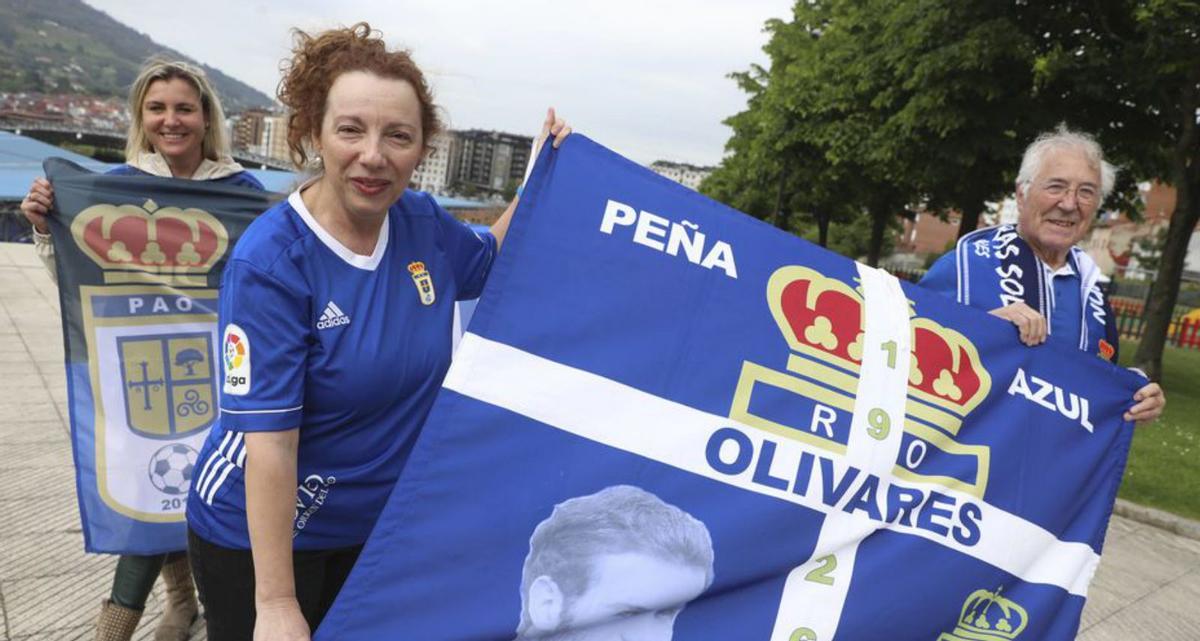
[110,550,187,609]
[188,529,362,641]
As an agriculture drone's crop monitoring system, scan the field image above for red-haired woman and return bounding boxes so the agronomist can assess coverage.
[184,23,568,641]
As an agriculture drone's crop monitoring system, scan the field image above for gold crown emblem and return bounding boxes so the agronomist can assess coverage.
[70,199,229,286]
[408,261,427,275]
[729,265,993,499]
[938,588,1029,641]
[766,266,991,433]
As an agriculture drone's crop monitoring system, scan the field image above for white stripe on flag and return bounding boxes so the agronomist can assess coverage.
[444,333,1101,597]
[768,264,913,641]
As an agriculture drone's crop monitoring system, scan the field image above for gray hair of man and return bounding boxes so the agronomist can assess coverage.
[1015,124,1118,205]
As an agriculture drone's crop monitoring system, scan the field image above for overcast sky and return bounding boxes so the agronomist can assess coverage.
[85,0,793,166]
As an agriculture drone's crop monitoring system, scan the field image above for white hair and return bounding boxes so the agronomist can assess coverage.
[1015,124,1117,204]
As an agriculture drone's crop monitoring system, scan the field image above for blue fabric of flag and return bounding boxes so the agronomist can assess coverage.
[317,137,1142,640]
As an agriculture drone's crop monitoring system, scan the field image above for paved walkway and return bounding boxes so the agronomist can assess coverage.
[0,243,203,641]
[0,241,1197,640]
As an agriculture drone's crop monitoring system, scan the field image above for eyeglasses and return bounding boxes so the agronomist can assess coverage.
[1039,180,1100,207]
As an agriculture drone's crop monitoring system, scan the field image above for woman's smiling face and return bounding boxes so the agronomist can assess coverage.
[312,70,426,222]
[141,77,206,172]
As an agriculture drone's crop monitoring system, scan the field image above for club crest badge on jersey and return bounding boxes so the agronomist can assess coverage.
[408,261,436,306]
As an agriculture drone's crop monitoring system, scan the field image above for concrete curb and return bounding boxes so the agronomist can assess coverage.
[1115,498,1200,541]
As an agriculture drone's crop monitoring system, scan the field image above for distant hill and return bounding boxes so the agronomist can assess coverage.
[0,0,273,112]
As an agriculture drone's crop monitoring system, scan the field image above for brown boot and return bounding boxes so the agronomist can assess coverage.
[153,556,199,641]
[95,599,142,641]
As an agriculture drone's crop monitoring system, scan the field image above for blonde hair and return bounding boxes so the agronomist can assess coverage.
[124,58,231,162]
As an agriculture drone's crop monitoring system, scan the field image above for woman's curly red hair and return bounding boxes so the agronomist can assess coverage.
[277,22,442,169]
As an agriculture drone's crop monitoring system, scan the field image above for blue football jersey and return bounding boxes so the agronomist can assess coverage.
[186,189,496,549]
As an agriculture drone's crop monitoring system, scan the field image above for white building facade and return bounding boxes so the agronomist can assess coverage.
[649,160,714,191]
[411,132,454,195]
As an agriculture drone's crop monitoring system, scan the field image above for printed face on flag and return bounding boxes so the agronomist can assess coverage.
[518,485,715,641]
[534,551,708,641]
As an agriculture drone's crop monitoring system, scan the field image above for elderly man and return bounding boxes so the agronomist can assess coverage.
[920,125,1164,423]
[514,485,715,641]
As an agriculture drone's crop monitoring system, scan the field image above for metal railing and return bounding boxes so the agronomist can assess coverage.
[1111,297,1200,350]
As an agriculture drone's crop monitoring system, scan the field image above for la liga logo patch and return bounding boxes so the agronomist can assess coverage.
[224,331,245,370]
[222,323,250,395]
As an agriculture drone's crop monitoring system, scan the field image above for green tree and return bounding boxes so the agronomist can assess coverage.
[714,0,1197,380]
[1131,228,1168,275]
[710,1,1049,263]
[705,1,912,264]
[1024,0,1200,380]
[798,209,898,261]
[860,1,1052,238]
[703,8,839,238]
[774,1,917,265]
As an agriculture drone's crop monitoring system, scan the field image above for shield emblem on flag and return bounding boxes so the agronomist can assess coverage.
[80,285,221,521]
[118,333,216,438]
[40,158,272,547]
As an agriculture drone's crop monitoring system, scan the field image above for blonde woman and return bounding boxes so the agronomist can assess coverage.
[19,59,264,641]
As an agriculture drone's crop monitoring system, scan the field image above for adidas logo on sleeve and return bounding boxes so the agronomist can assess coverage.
[317,301,351,330]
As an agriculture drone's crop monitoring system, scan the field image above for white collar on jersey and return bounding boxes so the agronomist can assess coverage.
[287,183,389,271]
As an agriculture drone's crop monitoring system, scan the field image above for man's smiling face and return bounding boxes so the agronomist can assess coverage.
[1016,146,1101,267]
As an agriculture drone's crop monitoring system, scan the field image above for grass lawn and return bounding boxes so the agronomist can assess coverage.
[1117,341,1200,521]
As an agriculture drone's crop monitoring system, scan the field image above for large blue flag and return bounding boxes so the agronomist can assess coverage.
[320,136,1141,641]
[43,159,482,556]
[44,159,274,554]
